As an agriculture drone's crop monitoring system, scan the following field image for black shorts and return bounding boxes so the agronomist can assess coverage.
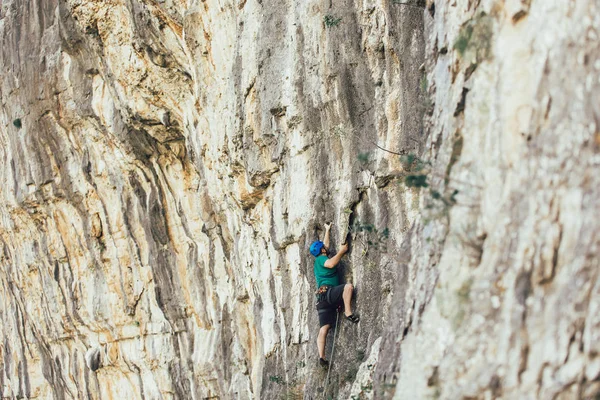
[316,284,345,327]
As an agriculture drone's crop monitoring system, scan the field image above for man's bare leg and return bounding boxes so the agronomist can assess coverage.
[343,283,354,317]
[317,324,330,359]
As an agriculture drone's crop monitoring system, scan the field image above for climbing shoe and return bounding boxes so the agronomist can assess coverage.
[319,358,329,370]
[345,314,360,323]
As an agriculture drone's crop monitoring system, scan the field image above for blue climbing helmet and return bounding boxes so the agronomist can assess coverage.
[309,241,324,257]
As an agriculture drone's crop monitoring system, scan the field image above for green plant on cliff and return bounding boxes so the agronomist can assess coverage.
[351,221,390,252]
[13,119,22,129]
[454,25,473,56]
[269,375,285,385]
[398,149,474,209]
[420,74,428,93]
[405,174,429,188]
[361,382,373,392]
[391,0,426,7]
[98,238,107,252]
[402,153,430,189]
[357,152,370,166]
[401,152,430,173]
[453,12,494,61]
[324,15,342,27]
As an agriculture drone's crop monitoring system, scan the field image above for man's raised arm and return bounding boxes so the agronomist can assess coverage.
[323,222,331,250]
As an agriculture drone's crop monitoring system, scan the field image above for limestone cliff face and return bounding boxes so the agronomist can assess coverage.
[0,0,598,399]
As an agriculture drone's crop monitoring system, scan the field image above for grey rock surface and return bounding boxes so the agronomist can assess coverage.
[0,0,598,399]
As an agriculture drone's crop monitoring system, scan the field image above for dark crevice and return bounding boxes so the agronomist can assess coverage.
[454,87,470,116]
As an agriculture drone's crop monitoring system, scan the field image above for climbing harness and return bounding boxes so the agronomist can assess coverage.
[315,285,332,304]
[323,308,341,400]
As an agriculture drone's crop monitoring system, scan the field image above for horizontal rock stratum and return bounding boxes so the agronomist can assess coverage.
[0,0,598,399]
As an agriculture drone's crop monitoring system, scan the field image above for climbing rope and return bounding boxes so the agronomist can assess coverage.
[323,309,341,400]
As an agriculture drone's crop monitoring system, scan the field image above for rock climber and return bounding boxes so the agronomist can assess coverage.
[310,222,359,370]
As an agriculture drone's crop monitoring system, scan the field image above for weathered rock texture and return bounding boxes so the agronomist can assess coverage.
[0,0,598,399]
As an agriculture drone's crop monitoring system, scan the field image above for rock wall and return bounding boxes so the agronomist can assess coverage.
[0,0,598,399]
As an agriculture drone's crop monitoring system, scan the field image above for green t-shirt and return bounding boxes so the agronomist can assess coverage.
[314,255,339,287]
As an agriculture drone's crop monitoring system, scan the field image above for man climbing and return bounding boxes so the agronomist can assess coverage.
[310,222,359,370]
